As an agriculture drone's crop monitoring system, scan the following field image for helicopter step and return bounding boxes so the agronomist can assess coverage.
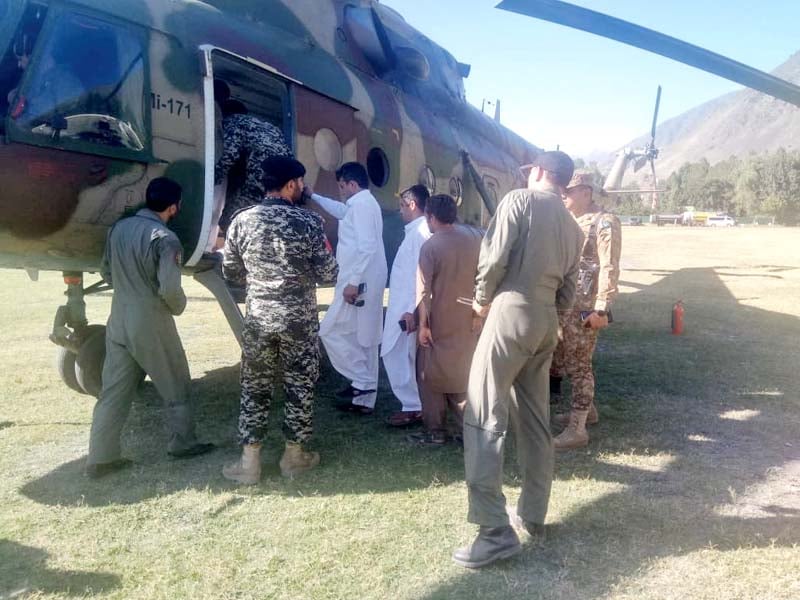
[192,255,244,349]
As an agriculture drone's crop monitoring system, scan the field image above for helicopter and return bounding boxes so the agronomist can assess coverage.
[0,0,541,396]
[496,0,800,210]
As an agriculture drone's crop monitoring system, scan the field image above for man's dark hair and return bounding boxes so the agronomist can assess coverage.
[262,157,306,192]
[221,99,248,118]
[335,162,369,189]
[402,184,430,212]
[146,178,182,212]
[426,194,458,224]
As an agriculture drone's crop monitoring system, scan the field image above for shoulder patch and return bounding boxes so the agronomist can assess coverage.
[600,218,614,230]
[151,229,169,242]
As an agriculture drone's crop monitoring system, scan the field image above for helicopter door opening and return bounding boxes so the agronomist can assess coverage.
[201,49,293,253]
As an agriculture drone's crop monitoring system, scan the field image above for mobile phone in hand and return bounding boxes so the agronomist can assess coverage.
[354,282,366,307]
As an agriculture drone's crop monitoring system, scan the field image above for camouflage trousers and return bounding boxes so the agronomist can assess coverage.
[238,326,320,445]
[551,310,598,411]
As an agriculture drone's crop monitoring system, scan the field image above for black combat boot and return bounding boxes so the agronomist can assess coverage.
[452,526,521,569]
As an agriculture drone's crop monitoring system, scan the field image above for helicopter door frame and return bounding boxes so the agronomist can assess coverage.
[186,45,301,266]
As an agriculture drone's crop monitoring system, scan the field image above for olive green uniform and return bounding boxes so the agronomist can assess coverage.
[465,185,584,527]
[88,208,198,466]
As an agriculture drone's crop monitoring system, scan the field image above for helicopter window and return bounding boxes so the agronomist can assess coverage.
[0,3,47,132]
[449,176,463,205]
[395,46,430,81]
[418,165,436,193]
[367,147,390,188]
[313,128,343,172]
[13,12,146,153]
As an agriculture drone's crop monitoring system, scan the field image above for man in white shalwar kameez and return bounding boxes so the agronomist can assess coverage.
[382,185,432,427]
[309,162,387,413]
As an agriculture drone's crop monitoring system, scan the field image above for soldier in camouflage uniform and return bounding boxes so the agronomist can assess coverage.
[214,99,293,235]
[551,170,622,450]
[222,157,338,484]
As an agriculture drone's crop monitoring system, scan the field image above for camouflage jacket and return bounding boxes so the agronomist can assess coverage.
[214,114,293,232]
[573,206,622,312]
[223,196,338,334]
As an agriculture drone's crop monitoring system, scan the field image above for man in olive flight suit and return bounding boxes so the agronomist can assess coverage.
[551,170,622,450]
[86,178,215,478]
[453,151,584,569]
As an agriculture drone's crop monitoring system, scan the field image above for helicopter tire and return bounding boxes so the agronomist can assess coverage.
[55,346,85,395]
[74,324,107,398]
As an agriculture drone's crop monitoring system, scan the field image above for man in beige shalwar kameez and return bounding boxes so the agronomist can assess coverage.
[409,194,483,446]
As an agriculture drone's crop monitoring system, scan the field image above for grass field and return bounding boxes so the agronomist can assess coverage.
[1,226,799,600]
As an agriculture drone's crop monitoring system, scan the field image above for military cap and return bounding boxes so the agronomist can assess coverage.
[262,156,306,191]
[532,150,575,185]
[566,170,607,196]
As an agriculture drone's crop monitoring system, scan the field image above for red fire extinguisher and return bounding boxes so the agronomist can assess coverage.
[672,300,684,335]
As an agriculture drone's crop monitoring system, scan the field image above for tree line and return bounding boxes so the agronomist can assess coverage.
[609,149,800,224]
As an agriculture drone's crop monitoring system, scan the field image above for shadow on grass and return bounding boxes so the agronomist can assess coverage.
[18,267,800,598]
[0,540,120,597]
[419,266,800,599]
[21,358,465,506]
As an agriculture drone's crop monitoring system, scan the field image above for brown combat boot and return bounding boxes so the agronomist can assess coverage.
[554,410,589,450]
[279,441,320,477]
[554,402,598,428]
[222,443,262,485]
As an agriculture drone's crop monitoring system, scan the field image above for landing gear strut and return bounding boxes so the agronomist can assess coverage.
[50,272,110,397]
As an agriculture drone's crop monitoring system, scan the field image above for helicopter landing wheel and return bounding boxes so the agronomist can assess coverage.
[74,324,107,398]
[55,346,85,395]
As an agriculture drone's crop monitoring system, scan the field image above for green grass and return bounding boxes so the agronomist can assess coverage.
[1,226,800,599]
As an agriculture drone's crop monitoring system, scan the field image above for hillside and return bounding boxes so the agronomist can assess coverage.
[610,51,800,184]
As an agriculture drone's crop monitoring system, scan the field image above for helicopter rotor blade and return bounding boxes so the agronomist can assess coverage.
[650,85,662,144]
[495,0,800,107]
[649,157,659,211]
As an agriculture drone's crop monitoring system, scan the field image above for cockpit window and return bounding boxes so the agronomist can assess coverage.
[0,3,47,131]
[13,12,146,153]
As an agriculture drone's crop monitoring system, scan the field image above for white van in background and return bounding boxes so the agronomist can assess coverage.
[707,215,736,227]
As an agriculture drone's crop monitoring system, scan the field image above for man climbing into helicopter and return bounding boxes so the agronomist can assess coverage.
[214,98,293,237]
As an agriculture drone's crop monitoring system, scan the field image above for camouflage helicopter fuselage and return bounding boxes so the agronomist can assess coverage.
[0,0,539,274]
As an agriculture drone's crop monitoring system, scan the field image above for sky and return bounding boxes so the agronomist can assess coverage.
[384,0,800,159]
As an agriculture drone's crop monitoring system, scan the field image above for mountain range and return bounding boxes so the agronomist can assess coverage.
[603,50,800,184]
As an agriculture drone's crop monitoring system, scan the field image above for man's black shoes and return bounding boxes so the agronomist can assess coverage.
[335,385,376,399]
[452,526,522,569]
[334,400,374,415]
[168,442,216,459]
[334,386,376,415]
[85,458,133,479]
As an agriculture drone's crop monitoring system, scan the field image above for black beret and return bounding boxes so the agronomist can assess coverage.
[262,157,306,191]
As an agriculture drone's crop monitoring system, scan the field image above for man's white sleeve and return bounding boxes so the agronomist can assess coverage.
[311,193,348,220]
